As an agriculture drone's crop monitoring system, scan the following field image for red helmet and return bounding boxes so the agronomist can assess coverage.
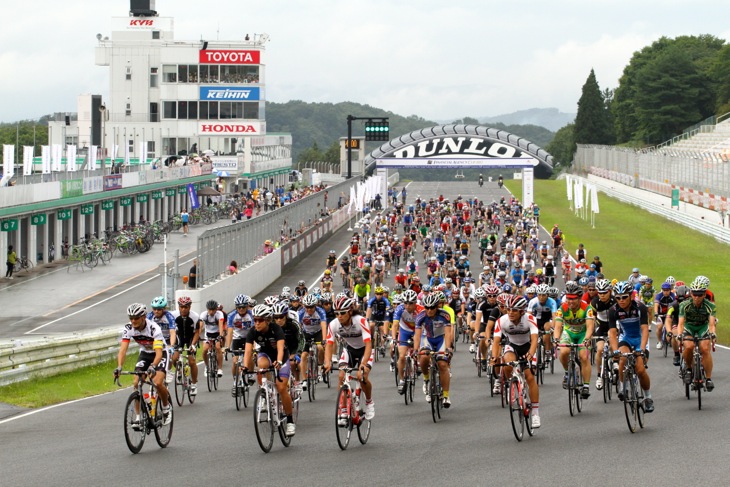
[177,296,192,307]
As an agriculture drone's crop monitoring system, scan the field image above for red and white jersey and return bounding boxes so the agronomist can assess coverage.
[326,315,371,349]
[494,313,538,346]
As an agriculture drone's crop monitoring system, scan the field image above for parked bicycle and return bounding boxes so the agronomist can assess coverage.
[114,370,173,454]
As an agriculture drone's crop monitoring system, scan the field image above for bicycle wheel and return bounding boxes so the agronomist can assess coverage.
[206,354,214,392]
[186,373,196,404]
[488,363,495,397]
[568,364,576,417]
[663,332,669,358]
[336,386,353,450]
[357,416,372,444]
[153,400,173,448]
[372,330,380,363]
[212,354,219,391]
[393,347,400,387]
[635,377,645,429]
[407,366,415,404]
[307,355,317,402]
[234,367,244,411]
[430,369,442,423]
[574,363,583,413]
[695,360,702,411]
[278,400,292,447]
[500,371,507,408]
[476,347,482,378]
[174,366,185,407]
[508,379,524,441]
[404,360,411,405]
[524,388,534,438]
[253,389,275,453]
[602,364,611,403]
[535,347,544,385]
[624,377,638,433]
[123,392,146,454]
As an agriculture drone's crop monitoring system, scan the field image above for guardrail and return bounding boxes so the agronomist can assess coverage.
[0,328,130,386]
[574,175,730,245]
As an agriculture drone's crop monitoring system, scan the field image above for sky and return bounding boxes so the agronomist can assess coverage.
[1,0,729,123]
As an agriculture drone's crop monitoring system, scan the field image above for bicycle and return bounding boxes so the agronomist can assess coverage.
[495,359,534,441]
[114,370,173,454]
[252,367,293,453]
[172,347,196,407]
[421,349,450,423]
[619,351,646,433]
[598,341,615,403]
[370,324,381,363]
[205,338,220,392]
[657,316,671,358]
[13,256,34,273]
[679,334,715,410]
[558,343,584,417]
[401,340,418,405]
[335,366,372,450]
[305,339,319,402]
[231,350,251,410]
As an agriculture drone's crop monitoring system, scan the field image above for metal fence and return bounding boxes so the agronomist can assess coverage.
[196,178,357,287]
[574,145,730,199]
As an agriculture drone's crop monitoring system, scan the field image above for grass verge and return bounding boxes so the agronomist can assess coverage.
[506,179,729,343]
[0,354,142,409]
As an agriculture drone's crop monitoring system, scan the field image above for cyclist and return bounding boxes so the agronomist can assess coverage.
[676,276,717,391]
[366,286,391,354]
[373,255,386,285]
[554,281,595,399]
[414,293,453,407]
[393,290,423,394]
[607,281,654,412]
[225,294,254,392]
[147,296,177,384]
[324,295,375,422]
[654,282,675,351]
[353,278,371,310]
[272,301,304,390]
[115,303,172,425]
[326,249,338,274]
[295,280,308,298]
[527,283,557,366]
[170,296,201,396]
[638,277,656,325]
[242,304,296,437]
[491,295,541,428]
[320,269,334,293]
[298,294,327,389]
[665,284,689,366]
[590,279,615,390]
[201,299,225,378]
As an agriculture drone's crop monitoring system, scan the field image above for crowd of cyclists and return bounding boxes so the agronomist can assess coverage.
[115,189,718,443]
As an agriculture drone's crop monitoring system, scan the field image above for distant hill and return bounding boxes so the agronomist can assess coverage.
[478,108,575,132]
[267,101,557,163]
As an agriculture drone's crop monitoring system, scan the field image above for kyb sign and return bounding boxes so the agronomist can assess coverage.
[199,50,260,64]
[198,122,262,135]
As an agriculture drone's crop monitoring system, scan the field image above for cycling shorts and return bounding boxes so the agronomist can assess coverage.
[397,329,414,347]
[559,329,587,348]
[135,350,170,373]
[204,332,221,343]
[231,337,246,352]
[618,336,642,351]
[303,330,323,345]
[257,353,291,379]
[420,336,446,353]
[684,323,710,338]
[339,345,373,369]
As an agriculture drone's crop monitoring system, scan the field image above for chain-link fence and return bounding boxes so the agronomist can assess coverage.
[195,178,358,287]
[574,145,730,199]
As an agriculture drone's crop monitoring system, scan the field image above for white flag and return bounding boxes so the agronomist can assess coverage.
[566,175,572,201]
[124,142,130,165]
[138,141,146,164]
[52,144,62,172]
[41,145,51,174]
[23,146,33,175]
[3,144,14,178]
[591,184,600,214]
[574,180,583,209]
[90,145,98,170]
[348,185,356,215]
[67,145,77,172]
[112,144,119,161]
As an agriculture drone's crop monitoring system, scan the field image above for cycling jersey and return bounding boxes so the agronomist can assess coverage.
[679,299,716,336]
[367,296,391,320]
[227,309,254,340]
[415,309,451,350]
[326,315,371,350]
[556,302,594,344]
[654,292,675,316]
[280,318,304,356]
[354,284,370,299]
[146,310,176,343]
[608,301,648,350]
[494,313,538,347]
[527,296,557,326]
[171,310,200,345]
[245,323,289,363]
[298,306,327,334]
[590,296,616,337]
[638,286,656,306]
[121,319,167,353]
[393,304,424,332]
[200,310,225,336]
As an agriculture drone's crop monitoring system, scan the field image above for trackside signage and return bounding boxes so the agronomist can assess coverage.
[112,17,173,31]
[198,122,262,135]
[199,87,260,101]
[199,50,260,65]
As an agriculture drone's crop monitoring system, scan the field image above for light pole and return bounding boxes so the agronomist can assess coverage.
[99,103,107,173]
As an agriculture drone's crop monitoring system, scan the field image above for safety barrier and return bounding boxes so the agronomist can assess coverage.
[0,328,131,386]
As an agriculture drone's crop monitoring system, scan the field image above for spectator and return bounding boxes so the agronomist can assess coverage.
[181,209,190,237]
[263,240,274,254]
[188,258,197,288]
[228,260,238,275]
[6,245,16,279]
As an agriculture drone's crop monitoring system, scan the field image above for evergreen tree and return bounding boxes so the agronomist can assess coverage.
[574,69,614,145]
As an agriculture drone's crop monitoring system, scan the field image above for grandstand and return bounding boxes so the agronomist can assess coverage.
[652,112,730,161]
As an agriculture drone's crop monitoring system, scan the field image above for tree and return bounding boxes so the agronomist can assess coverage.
[546,123,575,170]
[296,141,323,167]
[574,69,614,145]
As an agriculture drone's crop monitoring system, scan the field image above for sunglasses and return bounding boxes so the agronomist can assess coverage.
[616,295,631,300]
[273,315,286,319]
[236,305,248,309]
[305,305,315,309]
[178,305,190,309]
[334,311,349,316]
[597,291,609,295]
[152,307,164,311]
[691,291,706,297]
[424,305,438,310]
[253,318,269,323]
[129,315,145,321]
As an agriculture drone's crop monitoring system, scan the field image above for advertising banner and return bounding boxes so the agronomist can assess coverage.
[199,86,260,100]
[187,183,200,210]
[199,50,260,64]
[197,122,262,135]
[104,174,123,191]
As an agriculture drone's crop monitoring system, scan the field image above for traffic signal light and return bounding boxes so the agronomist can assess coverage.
[365,121,390,141]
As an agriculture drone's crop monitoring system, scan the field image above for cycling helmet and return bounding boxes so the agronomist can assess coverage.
[374,286,385,294]
[394,283,404,291]
[151,296,167,309]
[474,287,486,299]
[509,295,528,311]
[329,249,336,254]
[177,296,192,307]
[290,295,301,302]
[483,265,490,271]
[391,294,403,305]
[549,287,561,300]
[422,293,441,308]
[502,283,513,294]
[484,284,501,296]
[263,296,279,306]
[645,277,653,284]
[252,304,273,318]
[496,293,510,307]
[639,275,648,284]
[525,285,536,294]
[333,295,354,312]
[206,299,219,310]
[271,301,289,316]
[564,281,582,296]
[612,281,633,295]
[127,303,147,317]
[249,298,257,306]
[675,285,689,299]
[536,284,550,295]
[536,268,543,275]
[298,280,306,286]
[497,271,506,278]
[689,276,709,292]
[282,286,291,294]
[661,282,671,290]
[401,290,418,303]
[665,276,676,286]
[234,294,250,307]
[311,287,322,296]
[675,280,685,287]
[382,286,390,294]
[302,294,319,307]
[422,284,433,292]
[279,291,291,302]
[412,276,421,282]
[324,269,331,275]
[595,279,611,292]
[463,277,473,284]
[435,291,446,302]
[444,278,453,284]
